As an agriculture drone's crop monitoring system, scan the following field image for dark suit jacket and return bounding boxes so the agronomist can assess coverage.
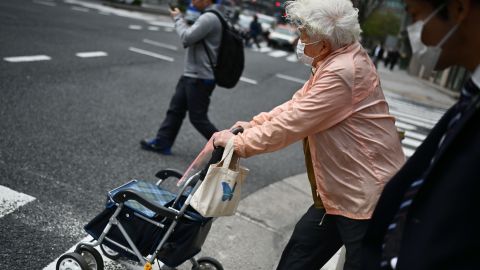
[362,95,480,270]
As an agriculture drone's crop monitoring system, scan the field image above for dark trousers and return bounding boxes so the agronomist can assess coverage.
[246,34,261,49]
[277,205,369,270]
[156,76,218,146]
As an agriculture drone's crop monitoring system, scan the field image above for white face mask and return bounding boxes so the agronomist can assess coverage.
[296,40,322,66]
[407,4,459,76]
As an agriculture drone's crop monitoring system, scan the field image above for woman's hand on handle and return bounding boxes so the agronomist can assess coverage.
[212,130,235,148]
[230,121,252,131]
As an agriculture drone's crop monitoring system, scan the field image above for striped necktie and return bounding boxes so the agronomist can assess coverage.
[380,78,480,269]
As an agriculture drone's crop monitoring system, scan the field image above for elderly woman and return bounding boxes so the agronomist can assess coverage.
[213,0,405,269]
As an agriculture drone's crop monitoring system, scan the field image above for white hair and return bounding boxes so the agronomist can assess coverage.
[285,0,362,49]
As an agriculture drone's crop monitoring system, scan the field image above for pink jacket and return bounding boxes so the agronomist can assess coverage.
[234,42,405,219]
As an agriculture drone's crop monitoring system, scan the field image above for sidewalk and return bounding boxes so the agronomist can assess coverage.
[376,64,457,109]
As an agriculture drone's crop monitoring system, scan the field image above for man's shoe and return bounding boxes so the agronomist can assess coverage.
[140,138,172,155]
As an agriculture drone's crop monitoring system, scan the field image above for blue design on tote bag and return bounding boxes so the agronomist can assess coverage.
[221,181,237,201]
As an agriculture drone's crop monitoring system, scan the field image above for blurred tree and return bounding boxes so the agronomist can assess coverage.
[362,10,401,42]
[351,0,386,24]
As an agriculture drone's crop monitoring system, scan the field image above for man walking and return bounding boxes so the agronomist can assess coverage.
[141,0,221,155]
[246,15,262,49]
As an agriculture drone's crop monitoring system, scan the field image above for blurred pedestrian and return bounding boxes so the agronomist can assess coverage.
[388,49,400,71]
[246,15,262,48]
[140,0,222,155]
[212,0,405,269]
[362,0,480,269]
[383,49,392,68]
[372,43,384,68]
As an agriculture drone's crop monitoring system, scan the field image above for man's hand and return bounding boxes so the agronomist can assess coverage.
[170,7,181,19]
[230,121,252,130]
[213,130,235,148]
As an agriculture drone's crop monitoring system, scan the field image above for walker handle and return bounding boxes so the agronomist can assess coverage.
[199,127,244,180]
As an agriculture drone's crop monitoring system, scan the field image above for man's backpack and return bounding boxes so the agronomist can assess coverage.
[202,10,244,89]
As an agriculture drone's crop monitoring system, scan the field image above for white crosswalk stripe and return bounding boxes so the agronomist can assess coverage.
[286,54,298,62]
[0,185,36,218]
[404,131,427,141]
[249,45,297,62]
[268,50,289,58]
[128,25,142,30]
[386,92,445,158]
[42,236,136,270]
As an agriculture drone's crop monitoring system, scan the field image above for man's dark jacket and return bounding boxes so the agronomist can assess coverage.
[362,94,480,270]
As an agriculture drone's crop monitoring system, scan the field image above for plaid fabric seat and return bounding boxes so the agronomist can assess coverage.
[108,180,176,218]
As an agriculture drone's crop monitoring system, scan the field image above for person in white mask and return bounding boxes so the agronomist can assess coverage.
[407,1,460,76]
[211,0,405,269]
[362,0,480,269]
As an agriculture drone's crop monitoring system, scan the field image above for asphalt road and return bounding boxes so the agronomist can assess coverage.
[0,0,309,268]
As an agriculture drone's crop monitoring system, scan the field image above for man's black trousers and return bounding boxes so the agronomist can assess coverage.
[156,76,218,146]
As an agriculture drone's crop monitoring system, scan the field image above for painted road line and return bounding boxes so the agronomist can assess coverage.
[390,102,444,121]
[129,25,142,30]
[402,147,415,158]
[286,54,298,62]
[405,130,427,141]
[164,27,174,32]
[390,108,442,124]
[268,50,289,58]
[76,51,108,58]
[71,6,89,12]
[276,74,305,84]
[63,0,166,22]
[258,47,273,53]
[391,113,435,129]
[148,21,175,28]
[98,11,110,15]
[4,55,51,63]
[148,26,160,31]
[33,0,57,6]
[240,77,258,85]
[395,120,416,131]
[390,109,438,127]
[43,236,90,270]
[402,137,422,148]
[43,235,167,270]
[42,236,123,270]
[143,39,178,51]
[0,185,36,218]
[128,47,174,62]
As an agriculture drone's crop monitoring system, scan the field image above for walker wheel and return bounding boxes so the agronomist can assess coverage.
[56,252,89,270]
[100,243,121,260]
[194,257,223,270]
[75,244,104,270]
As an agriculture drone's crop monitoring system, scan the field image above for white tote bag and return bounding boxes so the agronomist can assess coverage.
[190,137,249,217]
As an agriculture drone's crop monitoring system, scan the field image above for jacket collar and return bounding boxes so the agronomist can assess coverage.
[313,42,360,71]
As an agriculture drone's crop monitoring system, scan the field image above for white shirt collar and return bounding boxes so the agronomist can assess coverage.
[472,65,480,88]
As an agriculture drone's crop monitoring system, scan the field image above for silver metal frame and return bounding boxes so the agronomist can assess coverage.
[77,172,206,267]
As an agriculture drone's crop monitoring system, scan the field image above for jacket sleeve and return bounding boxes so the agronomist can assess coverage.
[175,13,217,47]
[236,71,353,158]
[250,82,308,126]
